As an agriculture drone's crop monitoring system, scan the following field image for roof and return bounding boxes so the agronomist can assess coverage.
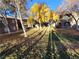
[0,14,28,20]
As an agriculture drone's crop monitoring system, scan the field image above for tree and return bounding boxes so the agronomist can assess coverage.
[15,0,27,37]
[31,3,39,14]
[27,16,34,27]
[30,3,60,27]
[0,0,28,37]
[57,0,79,29]
[57,0,79,13]
[31,3,51,25]
[53,12,59,22]
[66,12,79,29]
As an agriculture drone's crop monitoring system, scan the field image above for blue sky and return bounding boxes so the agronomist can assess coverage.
[7,0,63,16]
[26,0,63,10]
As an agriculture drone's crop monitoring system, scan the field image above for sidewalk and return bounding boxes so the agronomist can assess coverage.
[0,30,23,38]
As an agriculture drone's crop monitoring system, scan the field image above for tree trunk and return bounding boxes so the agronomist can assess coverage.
[5,10,10,34]
[76,20,79,30]
[71,14,79,30]
[2,10,10,34]
[15,12,19,31]
[15,0,27,37]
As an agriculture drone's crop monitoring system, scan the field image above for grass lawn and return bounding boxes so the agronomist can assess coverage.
[0,27,79,59]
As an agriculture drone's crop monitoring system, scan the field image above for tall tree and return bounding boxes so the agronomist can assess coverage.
[15,0,27,37]
[31,3,50,23]
[57,0,79,29]
[30,3,59,27]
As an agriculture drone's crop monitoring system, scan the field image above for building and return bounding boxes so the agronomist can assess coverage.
[0,15,27,34]
[56,11,79,29]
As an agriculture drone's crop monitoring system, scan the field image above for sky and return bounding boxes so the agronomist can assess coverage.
[26,0,63,10]
[6,0,64,16]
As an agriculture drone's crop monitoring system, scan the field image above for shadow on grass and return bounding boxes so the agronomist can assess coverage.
[0,29,45,59]
[56,32,79,58]
[44,33,52,59]
[52,31,70,59]
[18,29,47,59]
[58,33,79,41]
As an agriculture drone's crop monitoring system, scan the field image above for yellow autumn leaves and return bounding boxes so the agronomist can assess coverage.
[27,16,33,25]
[27,3,59,25]
[53,13,59,21]
[31,3,39,14]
